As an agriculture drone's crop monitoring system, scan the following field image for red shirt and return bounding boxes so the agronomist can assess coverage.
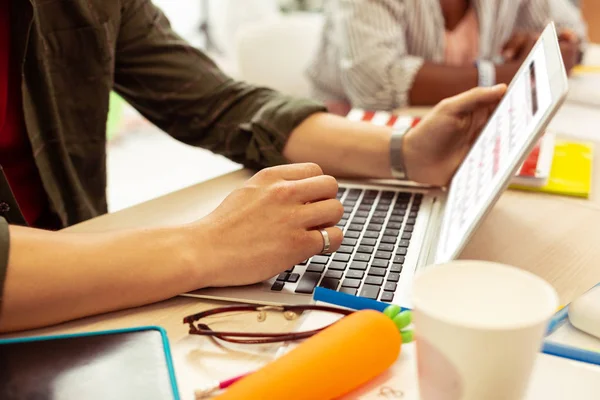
[0,1,48,225]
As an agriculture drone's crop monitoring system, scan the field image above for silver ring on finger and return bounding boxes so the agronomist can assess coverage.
[319,229,330,255]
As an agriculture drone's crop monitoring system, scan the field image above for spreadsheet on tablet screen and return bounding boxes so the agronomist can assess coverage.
[436,44,551,263]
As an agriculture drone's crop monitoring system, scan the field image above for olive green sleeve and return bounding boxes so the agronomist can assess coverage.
[114,0,327,170]
[0,217,9,310]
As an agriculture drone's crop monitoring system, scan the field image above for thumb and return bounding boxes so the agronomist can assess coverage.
[444,85,507,114]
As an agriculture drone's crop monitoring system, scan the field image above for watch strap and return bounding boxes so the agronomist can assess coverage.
[390,126,409,180]
[476,59,496,87]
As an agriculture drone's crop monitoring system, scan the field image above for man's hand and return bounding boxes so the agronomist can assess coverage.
[196,163,343,287]
[403,85,507,186]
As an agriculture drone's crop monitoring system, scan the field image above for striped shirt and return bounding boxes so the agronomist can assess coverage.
[306,0,586,110]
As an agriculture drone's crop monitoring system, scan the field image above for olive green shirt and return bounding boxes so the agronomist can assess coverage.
[0,0,325,306]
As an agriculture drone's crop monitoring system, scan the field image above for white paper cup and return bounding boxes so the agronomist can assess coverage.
[412,261,558,400]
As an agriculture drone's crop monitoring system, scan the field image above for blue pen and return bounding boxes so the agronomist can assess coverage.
[313,287,411,312]
[542,341,600,367]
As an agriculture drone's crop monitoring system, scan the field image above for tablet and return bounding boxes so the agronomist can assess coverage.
[435,23,569,264]
[0,326,181,400]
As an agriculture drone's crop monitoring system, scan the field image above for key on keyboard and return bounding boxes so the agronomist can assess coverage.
[319,278,340,291]
[295,272,322,294]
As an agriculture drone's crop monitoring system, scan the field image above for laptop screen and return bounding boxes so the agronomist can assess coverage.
[435,42,552,264]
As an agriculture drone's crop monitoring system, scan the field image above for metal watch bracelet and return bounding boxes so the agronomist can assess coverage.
[390,126,409,180]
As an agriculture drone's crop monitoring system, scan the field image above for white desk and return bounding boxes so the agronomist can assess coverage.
[3,49,600,399]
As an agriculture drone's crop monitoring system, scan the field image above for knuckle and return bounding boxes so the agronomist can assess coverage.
[297,230,317,250]
[255,166,279,181]
[437,98,452,110]
[281,204,300,225]
[269,181,295,201]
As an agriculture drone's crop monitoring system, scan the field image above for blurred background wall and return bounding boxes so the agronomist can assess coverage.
[581,0,600,43]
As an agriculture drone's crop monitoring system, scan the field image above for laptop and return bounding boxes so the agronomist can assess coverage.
[184,23,569,308]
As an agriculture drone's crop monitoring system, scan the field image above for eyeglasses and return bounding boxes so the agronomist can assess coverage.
[183,304,353,344]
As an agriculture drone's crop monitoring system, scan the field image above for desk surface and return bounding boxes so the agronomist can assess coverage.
[4,52,600,398]
[14,134,600,398]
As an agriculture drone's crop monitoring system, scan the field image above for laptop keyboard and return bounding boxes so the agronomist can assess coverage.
[270,186,422,303]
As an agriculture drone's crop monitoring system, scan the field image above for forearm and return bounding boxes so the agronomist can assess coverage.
[115,0,326,170]
[0,225,199,332]
[409,62,520,105]
[283,113,393,179]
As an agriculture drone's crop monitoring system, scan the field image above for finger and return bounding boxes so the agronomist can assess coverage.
[559,42,577,73]
[300,198,344,228]
[519,37,537,59]
[292,174,338,203]
[467,100,502,144]
[558,29,578,44]
[560,41,577,57]
[307,226,343,256]
[254,163,323,183]
[443,85,507,114]
[502,34,523,52]
[469,107,494,142]
[502,33,526,60]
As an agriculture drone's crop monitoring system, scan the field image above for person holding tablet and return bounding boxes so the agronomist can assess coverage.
[307,0,585,112]
[0,0,507,332]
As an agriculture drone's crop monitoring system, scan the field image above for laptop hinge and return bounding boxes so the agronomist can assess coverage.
[418,194,445,269]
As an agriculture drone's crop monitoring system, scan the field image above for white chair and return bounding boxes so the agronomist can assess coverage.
[234,13,324,97]
[209,0,281,58]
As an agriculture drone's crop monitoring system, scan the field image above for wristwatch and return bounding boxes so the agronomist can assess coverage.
[390,126,409,180]
[476,59,496,87]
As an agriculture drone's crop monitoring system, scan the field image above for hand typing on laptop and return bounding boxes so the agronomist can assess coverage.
[197,163,344,287]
